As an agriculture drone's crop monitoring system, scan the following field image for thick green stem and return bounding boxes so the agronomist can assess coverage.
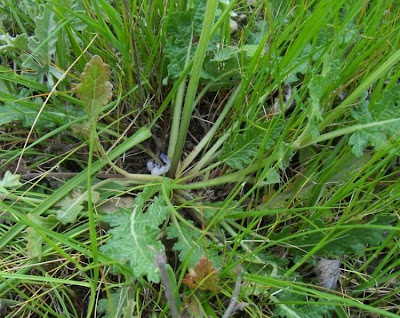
[86,119,99,318]
[167,38,192,160]
[189,121,240,175]
[180,84,242,174]
[96,137,167,183]
[169,0,219,177]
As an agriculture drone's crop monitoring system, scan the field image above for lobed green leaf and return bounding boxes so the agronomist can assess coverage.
[100,195,168,283]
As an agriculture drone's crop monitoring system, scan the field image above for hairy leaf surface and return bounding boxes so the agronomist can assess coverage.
[0,171,21,193]
[163,0,217,81]
[306,56,340,139]
[97,287,136,318]
[100,196,168,283]
[21,4,58,88]
[220,120,285,169]
[26,215,58,260]
[55,190,100,225]
[349,84,400,157]
[166,221,221,268]
[274,290,334,318]
[288,215,395,257]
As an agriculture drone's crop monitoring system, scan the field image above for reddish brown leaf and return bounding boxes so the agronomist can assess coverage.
[182,256,220,292]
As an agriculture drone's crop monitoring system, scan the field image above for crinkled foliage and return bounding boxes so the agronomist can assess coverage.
[349,84,400,157]
[0,171,22,193]
[163,0,206,80]
[274,290,334,318]
[100,196,168,283]
[75,55,113,120]
[26,215,58,260]
[0,89,63,129]
[220,119,285,170]
[21,4,59,88]
[55,190,100,225]
[167,221,221,268]
[182,257,220,292]
[97,287,136,318]
[287,214,396,258]
[306,56,340,139]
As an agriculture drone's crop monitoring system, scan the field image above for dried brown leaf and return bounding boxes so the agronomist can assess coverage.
[182,256,220,292]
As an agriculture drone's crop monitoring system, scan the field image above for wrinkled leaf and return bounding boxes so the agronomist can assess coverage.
[1,88,71,128]
[97,196,135,214]
[306,56,340,139]
[0,171,22,194]
[166,221,221,268]
[0,33,28,53]
[26,215,58,260]
[274,290,334,318]
[349,84,400,157]
[183,257,220,291]
[55,190,100,224]
[100,195,168,283]
[315,258,341,290]
[290,214,395,257]
[97,287,136,318]
[163,0,216,81]
[220,120,285,169]
[21,4,58,88]
[75,55,112,120]
[166,221,204,267]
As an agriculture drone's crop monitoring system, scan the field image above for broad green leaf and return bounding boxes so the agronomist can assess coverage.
[163,0,211,80]
[263,168,281,185]
[75,55,113,120]
[220,120,285,169]
[163,11,194,80]
[0,88,66,128]
[21,4,58,88]
[0,171,22,194]
[26,215,58,260]
[100,196,168,283]
[55,190,100,225]
[285,44,322,84]
[17,0,39,18]
[166,221,205,267]
[274,290,334,318]
[97,287,136,318]
[349,84,400,157]
[0,33,28,53]
[213,47,240,62]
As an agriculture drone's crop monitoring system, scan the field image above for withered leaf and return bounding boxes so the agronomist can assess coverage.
[315,257,342,290]
[182,256,220,292]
